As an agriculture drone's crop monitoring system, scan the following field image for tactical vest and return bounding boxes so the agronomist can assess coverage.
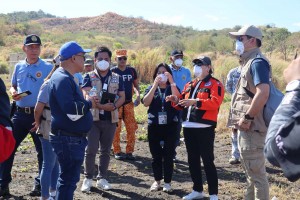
[231,48,269,133]
[89,71,119,123]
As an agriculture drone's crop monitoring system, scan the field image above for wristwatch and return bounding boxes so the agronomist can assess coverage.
[244,114,254,120]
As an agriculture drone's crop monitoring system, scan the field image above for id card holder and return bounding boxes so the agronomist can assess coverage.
[103,83,108,91]
[158,112,167,125]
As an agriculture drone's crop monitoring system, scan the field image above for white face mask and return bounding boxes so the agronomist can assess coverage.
[174,58,183,67]
[158,74,167,83]
[96,60,110,71]
[235,40,244,55]
[193,65,202,77]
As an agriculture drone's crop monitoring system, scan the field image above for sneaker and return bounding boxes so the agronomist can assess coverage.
[81,178,92,192]
[96,179,112,190]
[39,197,54,200]
[29,185,41,196]
[114,153,125,160]
[162,183,172,192]
[150,181,161,191]
[173,156,179,163]
[125,153,135,160]
[0,186,10,197]
[182,190,205,200]
[49,190,56,199]
[210,194,218,200]
[229,157,240,165]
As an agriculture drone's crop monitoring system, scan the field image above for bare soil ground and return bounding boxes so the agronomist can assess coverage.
[1,124,299,200]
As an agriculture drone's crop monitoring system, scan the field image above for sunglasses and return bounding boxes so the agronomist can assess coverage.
[118,57,127,61]
[237,36,252,42]
[193,62,202,66]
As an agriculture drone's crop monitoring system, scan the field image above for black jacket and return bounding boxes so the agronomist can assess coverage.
[0,78,11,127]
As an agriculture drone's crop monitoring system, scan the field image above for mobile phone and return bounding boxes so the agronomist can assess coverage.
[17,90,32,97]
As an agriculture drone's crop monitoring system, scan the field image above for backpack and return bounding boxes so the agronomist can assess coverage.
[244,79,284,127]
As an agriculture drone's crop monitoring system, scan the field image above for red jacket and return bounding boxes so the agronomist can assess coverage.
[173,75,224,126]
[0,125,15,163]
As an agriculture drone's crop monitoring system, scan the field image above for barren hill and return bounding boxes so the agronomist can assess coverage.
[35,12,197,38]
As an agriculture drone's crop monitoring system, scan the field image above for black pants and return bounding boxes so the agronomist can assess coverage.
[183,126,218,195]
[148,123,177,183]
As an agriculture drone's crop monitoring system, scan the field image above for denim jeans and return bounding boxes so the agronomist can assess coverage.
[0,111,42,189]
[49,134,87,200]
[39,137,59,198]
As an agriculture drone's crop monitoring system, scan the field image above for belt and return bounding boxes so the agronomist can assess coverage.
[51,129,87,137]
[16,106,34,114]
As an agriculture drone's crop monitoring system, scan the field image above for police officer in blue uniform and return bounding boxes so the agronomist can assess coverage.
[0,34,52,197]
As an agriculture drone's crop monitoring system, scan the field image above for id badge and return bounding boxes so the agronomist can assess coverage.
[103,83,108,91]
[158,112,167,125]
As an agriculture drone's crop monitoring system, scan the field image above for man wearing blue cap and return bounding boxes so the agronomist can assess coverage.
[48,41,95,199]
[0,34,52,197]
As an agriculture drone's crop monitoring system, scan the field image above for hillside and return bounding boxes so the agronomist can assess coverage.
[35,12,198,39]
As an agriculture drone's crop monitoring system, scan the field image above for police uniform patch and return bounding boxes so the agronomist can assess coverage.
[91,74,97,79]
[35,71,42,78]
[31,35,37,42]
[204,81,211,86]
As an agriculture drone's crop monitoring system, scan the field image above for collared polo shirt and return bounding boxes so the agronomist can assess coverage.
[169,64,192,92]
[11,58,52,107]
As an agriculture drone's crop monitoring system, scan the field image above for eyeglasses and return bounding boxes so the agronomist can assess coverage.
[118,57,127,61]
[27,73,37,82]
[75,54,86,61]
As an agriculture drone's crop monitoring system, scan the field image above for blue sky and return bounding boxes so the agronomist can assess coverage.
[1,0,300,32]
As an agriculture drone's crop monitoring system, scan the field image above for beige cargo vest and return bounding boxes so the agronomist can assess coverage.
[89,71,119,123]
[231,48,269,133]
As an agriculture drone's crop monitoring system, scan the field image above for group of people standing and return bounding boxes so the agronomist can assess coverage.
[1,24,297,200]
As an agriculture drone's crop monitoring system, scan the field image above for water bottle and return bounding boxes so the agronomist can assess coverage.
[89,86,97,97]
[89,86,98,119]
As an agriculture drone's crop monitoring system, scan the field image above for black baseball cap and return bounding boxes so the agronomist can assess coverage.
[171,50,183,57]
[192,56,211,66]
[24,34,42,46]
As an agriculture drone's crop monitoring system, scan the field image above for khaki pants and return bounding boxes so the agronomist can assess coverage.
[238,130,269,200]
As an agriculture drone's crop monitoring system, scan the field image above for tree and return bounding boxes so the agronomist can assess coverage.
[274,28,291,61]
[264,27,291,60]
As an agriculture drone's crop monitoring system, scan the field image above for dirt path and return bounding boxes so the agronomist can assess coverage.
[1,127,299,200]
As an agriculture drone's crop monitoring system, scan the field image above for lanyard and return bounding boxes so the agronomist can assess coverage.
[186,80,201,121]
[157,87,166,112]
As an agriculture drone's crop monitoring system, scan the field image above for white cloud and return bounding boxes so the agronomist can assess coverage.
[293,22,300,27]
[204,14,220,22]
[149,15,184,26]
